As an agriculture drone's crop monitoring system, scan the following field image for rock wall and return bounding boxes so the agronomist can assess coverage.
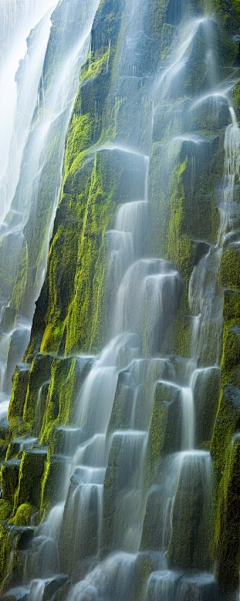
[0,0,240,598]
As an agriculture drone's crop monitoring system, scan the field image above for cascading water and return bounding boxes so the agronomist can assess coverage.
[0,0,99,414]
[1,0,240,600]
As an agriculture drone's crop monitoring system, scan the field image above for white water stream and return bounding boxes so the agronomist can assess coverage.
[0,0,100,417]
[1,1,240,600]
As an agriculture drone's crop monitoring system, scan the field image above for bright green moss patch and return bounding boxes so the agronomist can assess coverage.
[64,114,94,175]
[167,161,195,285]
[23,354,53,429]
[8,364,30,424]
[10,503,34,526]
[81,50,109,83]
[14,449,47,513]
[64,150,119,353]
[39,356,76,443]
[40,452,65,518]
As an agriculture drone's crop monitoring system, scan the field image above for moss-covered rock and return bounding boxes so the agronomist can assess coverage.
[22,354,53,431]
[211,384,240,474]
[8,364,30,426]
[10,503,34,527]
[221,325,240,387]
[0,500,12,522]
[132,552,162,601]
[40,452,67,517]
[168,452,213,571]
[1,0,240,594]
[211,386,240,593]
[1,460,21,503]
[215,437,240,594]
[147,381,182,480]
[141,484,170,551]
[14,447,47,512]
[0,523,14,585]
[193,367,221,446]
[219,248,240,290]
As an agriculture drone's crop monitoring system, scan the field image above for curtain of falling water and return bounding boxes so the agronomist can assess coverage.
[0,0,54,187]
[1,1,240,600]
[0,0,99,418]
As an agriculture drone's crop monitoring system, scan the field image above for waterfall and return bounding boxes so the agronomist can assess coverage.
[0,0,99,410]
[0,0,240,600]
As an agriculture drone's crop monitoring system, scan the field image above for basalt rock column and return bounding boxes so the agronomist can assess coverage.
[0,0,240,599]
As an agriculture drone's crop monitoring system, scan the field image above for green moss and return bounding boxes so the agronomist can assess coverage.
[220,288,240,389]
[211,385,240,475]
[23,354,53,429]
[0,524,13,584]
[10,240,28,318]
[10,503,34,526]
[1,461,20,503]
[107,370,133,434]
[133,553,158,601]
[209,0,239,66]
[214,439,240,593]
[64,113,94,175]
[223,289,240,323]
[147,381,182,481]
[233,81,240,120]
[14,449,47,512]
[8,364,30,424]
[40,452,65,518]
[232,0,240,20]
[193,367,221,447]
[81,49,109,83]
[168,455,213,571]
[0,440,8,462]
[64,151,117,353]
[219,248,240,290]
[0,231,23,306]
[221,325,240,387]
[167,161,194,285]
[0,500,12,522]
[39,220,80,354]
[160,22,176,59]
[170,315,192,357]
[39,355,80,444]
[184,24,209,96]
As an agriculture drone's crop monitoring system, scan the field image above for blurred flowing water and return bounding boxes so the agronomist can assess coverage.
[1,0,240,600]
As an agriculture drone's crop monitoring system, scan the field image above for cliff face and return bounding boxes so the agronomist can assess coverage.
[0,0,240,599]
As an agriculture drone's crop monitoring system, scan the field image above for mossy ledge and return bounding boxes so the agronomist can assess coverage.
[1,0,240,596]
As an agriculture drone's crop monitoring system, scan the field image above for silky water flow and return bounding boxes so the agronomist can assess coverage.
[0,1,240,600]
[0,0,99,413]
